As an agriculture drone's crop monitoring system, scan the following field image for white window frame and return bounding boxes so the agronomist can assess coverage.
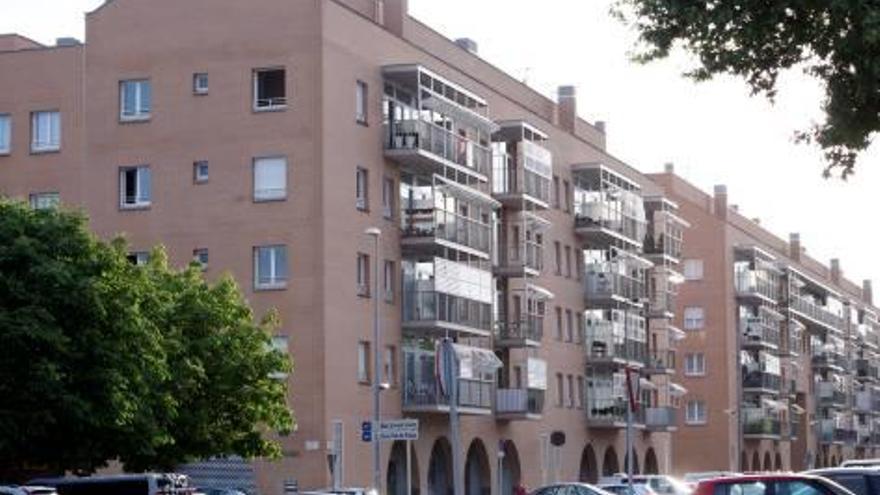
[193,73,209,95]
[556,373,564,407]
[193,160,209,184]
[357,341,371,384]
[253,156,288,202]
[119,165,152,209]
[684,306,705,330]
[128,251,149,266]
[254,245,288,290]
[253,67,287,111]
[684,353,706,376]
[0,114,10,154]
[31,111,60,153]
[383,259,395,303]
[356,166,368,211]
[684,259,704,281]
[384,345,396,387]
[357,252,370,297]
[120,80,151,121]
[29,192,60,210]
[686,400,707,425]
[356,80,368,124]
[382,176,394,220]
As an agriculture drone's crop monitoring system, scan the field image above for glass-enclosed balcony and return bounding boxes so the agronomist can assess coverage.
[819,418,857,444]
[736,269,780,303]
[645,406,677,431]
[742,352,782,394]
[743,408,781,439]
[817,379,848,408]
[402,257,493,337]
[495,389,545,419]
[644,349,676,375]
[383,65,496,180]
[585,309,647,367]
[402,343,500,415]
[492,121,553,209]
[781,320,805,357]
[812,336,847,370]
[586,397,645,427]
[740,306,782,351]
[496,284,552,348]
[856,358,880,382]
[584,249,652,307]
[734,247,780,304]
[572,164,647,250]
[786,270,845,332]
[400,176,497,257]
[496,211,549,278]
[644,197,688,263]
[854,389,880,413]
[743,371,782,394]
[648,267,682,318]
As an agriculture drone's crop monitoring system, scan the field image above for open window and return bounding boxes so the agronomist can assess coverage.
[254,68,287,110]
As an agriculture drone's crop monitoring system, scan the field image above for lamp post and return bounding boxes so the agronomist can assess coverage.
[365,227,382,493]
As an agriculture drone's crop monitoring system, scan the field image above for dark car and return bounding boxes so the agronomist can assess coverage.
[694,474,853,495]
[806,467,880,495]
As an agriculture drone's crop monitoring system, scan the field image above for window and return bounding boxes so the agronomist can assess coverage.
[254,68,286,110]
[823,475,869,495]
[193,160,209,183]
[0,114,10,154]
[565,309,573,342]
[383,260,395,303]
[270,335,290,380]
[193,73,209,95]
[193,248,209,270]
[576,314,584,344]
[556,373,564,407]
[555,306,563,341]
[684,307,705,330]
[714,482,770,495]
[119,166,152,208]
[384,345,396,386]
[31,111,60,152]
[685,400,707,424]
[575,250,583,281]
[253,156,287,201]
[382,176,395,220]
[127,252,149,266]
[563,180,571,212]
[684,353,706,376]
[120,80,151,121]
[254,245,288,290]
[554,241,562,275]
[357,253,370,297]
[567,374,575,408]
[356,80,368,124]
[553,175,560,209]
[684,259,704,280]
[358,341,371,384]
[564,245,572,278]
[356,167,369,211]
[29,192,59,210]
[577,376,584,408]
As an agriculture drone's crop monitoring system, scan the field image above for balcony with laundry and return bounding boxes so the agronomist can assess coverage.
[495,211,550,278]
[740,305,783,353]
[741,351,782,395]
[585,371,646,428]
[491,121,553,210]
[584,309,648,368]
[573,163,647,250]
[786,268,846,333]
[495,283,553,348]
[584,248,652,308]
[383,65,497,182]
[495,357,547,421]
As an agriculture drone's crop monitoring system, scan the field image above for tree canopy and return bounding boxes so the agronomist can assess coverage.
[614,0,880,177]
[0,200,293,480]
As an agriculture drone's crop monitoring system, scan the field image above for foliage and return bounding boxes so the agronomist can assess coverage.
[0,200,293,480]
[614,0,880,177]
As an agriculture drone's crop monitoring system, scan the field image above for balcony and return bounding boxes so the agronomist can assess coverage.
[402,344,498,415]
[645,406,677,431]
[644,349,676,375]
[584,253,651,308]
[789,295,844,333]
[491,127,553,209]
[817,381,848,408]
[742,371,781,394]
[812,351,847,371]
[496,316,543,348]
[854,389,880,413]
[743,408,781,439]
[495,389,544,420]
[586,397,645,428]
[573,164,647,250]
[647,267,681,318]
[585,311,647,367]
[819,419,857,444]
[856,358,880,383]
[496,211,549,278]
[740,316,781,352]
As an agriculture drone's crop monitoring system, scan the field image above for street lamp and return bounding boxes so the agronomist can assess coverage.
[364,227,382,493]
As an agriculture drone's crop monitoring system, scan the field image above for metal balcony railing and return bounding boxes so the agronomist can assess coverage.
[497,316,544,343]
[499,242,543,272]
[856,358,880,381]
[735,270,778,301]
[645,349,676,372]
[817,381,848,407]
[574,198,646,246]
[645,406,676,429]
[742,371,781,391]
[586,397,645,425]
[790,295,844,330]
[643,233,682,261]
[403,376,493,410]
[495,389,544,416]
[492,153,552,204]
[403,290,492,332]
[386,119,492,176]
[743,409,781,436]
[740,319,781,348]
[402,206,491,253]
[585,267,647,303]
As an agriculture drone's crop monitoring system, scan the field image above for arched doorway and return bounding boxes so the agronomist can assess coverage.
[465,439,491,495]
[644,448,659,475]
[500,440,521,495]
[752,452,760,472]
[580,445,598,483]
[741,451,748,472]
[603,446,620,477]
[774,453,783,471]
[428,438,452,495]
[763,452,772,471]
[624,449,640,475]
[388,441,420,495]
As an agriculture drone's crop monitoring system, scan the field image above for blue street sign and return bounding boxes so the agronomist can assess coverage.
[361,421,372,442]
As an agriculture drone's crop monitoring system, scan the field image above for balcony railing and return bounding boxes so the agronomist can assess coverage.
[403,290,492,333]
[855,390,880,412]
[499,241,543,273]
[495,389,544,417]
[790,295,844,330]
[497,316,544,343]
[386,119,491,177]
[645,349,676,373]
[402,205,491,254]
[819,420,857,444]
[643,233,682,261]
[735,270,779,301]
[585,321,647,365]
[586,397,645,425]
[812,351,847,370]
[743,408,781,437]
[645,406,676,429]
[403,376,493,411]
[741,318,781,349]
[856,359,880,381]
[817,381,848,407]
[585,264,647,304]
[492,153,552,205]
[742,371,781,392]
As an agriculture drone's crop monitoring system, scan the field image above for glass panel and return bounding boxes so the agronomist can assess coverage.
[254,157,287,200]
[139,81,151,114]
[123,82,137,116]
[137,167,151,203]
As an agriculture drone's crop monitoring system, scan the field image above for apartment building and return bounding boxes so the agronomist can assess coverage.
[649,169,880,474]
[0,1,723,493]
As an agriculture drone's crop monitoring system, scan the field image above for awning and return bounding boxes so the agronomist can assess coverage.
[639,378,657,391]
[451,343,502,378]
[669,383,688,397]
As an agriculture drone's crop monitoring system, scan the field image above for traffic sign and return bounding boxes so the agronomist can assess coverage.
[361,421,372,442]
[378,419,420,441]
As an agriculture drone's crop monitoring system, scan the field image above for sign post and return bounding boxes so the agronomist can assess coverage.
[406,440,412,495]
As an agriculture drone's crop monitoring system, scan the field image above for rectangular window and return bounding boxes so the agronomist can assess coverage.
[193,160,209,184]
[254,68,286,111]
[556,373,564,407]
[0,114,10,154]
[356,167,369,211]
[554,241,562,275]
[254,245,288,290]
[684,307,705,330]
[358,341,371,384]
[684,259,704,281]
[684,353,706,376]
[127,251,149,266]
[555,306,563,341]
[382,176,395,220]
[31,111,60,152]
[383,260,395,303]
[384,345,396,386]
[567,374,575,408]
[577,376,584,409]
[686,400,707,424]
[565,309,573,342]
[29,192,60,210]
[576,314,584,344]
[120,80,151,121]
[119,165,152,208]
[357,253,370,297]
[564,245,572,278]
[193,248,209,270]
[553,175,560,209]
[193,73,209,95]
[356,80,368,124]
[575,250,583,281]
[253,156,287,201]
[563,180,571,212]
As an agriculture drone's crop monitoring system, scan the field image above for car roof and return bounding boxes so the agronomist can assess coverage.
[807,467,880,475]
[701,474,824,484]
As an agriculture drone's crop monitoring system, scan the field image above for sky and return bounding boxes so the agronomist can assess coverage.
[2,0,878,292]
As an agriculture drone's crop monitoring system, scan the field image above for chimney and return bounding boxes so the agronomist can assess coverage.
[454,38,478,54]
[557,85,577,133]
[830,259,841,285]
[789,233,801,262]
[863,280,873,305]
[664,162,675,174]
[382,0,408,37]
[713,185,728,220]
[55,37,80,47]
[595,120,606,134]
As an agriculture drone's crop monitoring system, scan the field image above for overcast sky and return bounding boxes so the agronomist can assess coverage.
[3,0,878,291]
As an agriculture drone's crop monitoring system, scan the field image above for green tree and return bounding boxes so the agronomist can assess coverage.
[614,0,880,177]
[0,200,292,480]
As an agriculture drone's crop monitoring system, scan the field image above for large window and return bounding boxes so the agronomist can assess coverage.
[254,68,287,111]
[254,245,288,290]
[556,372,564,407]
[358,341,371,384]
[0,114,10,154]
[684,259,704,280]
[31,111,60,152]
[119,166,151,208]
[357,253,370,297]
[686,400,707,424]
[384,345,396,386]
[29,192,60,210]
[120,80,151,121]
[356,167,369,211]
[253,156,287,201]
[382,176,395,220]
[684,353,706,376]
[356,80,368,124]
[383,260,395,303]
[684,307,706,330]
[567,374,575,408]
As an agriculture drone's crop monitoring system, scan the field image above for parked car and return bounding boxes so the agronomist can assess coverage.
[693,474,853,495]
[532,482,616,495]
[29,474,191,495]
[606,476,692,495]
[599,482,658,495]
[1,487,57,495]
[684,473,738,490]
[840,461,880,469]
[805,467,880,495]
[300,489,378,495]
